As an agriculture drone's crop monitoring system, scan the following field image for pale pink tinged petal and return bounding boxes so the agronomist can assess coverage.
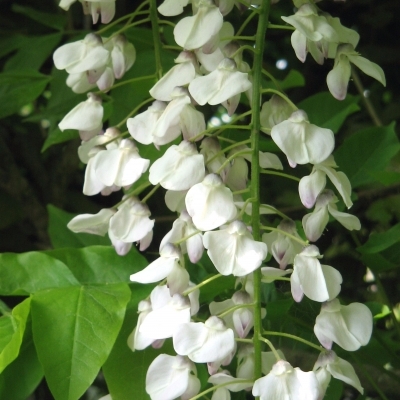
[291,30,307,63]
[173,322,208,355]
[139,230,153,251]
[233,308,253,338]
[327,57,351,100]
[99,1,115,24]
[299,170,326,209]
[174,6,223,50]
[290,268,304,302]
[96,66,114,91]
[129,257,177,283]
[348,55,386,87]
[186,234,204,263]
[158,0,189,16]
[328,206,361,231]
[109,230,132,256]
[302,206,330,242]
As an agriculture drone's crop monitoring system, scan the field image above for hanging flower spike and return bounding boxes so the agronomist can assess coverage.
[146,354,200,400]
[173,316,235,363]
[252,360,320,400]
[203,220,268,276]
[302,190,361,242]
[174,0,223,50]
[58,92,103,141]
[271,110,335,167]
[189,58,252,109]
[149,140,205,191]
[185,173,237,231]
[313,350,364,397]
[327,43,386,100]
[314,298,373,351]
[291,245,342,302]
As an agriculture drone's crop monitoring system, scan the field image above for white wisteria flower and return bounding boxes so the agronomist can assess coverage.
[302,190,361,242]
[58,93,103,141]
[53,33,110,74]
[299,155,353,209]
[149,140,205,191]
[139,285,193,340]
[291,245,342,302]
[262,219,304,269]
[158,0,190,16]
[160,210,203,263]
[313,350,363,397]
[200,138,230,180]
[189,58,252,109]
[260,95,294,133]
[174,0,223,50]
[146,354,200,400]
[314,298,373,351]
[252,360,319,400]
[203,220,268,276]
[108,197,154,244]
[150,51,198,101]
[130,244,189,295]
[271,110,335,167]
[185,174,237,231]
[109,34,136,79]
[327,43,386,100]
[67,208,115,236]
[173,316,235,363]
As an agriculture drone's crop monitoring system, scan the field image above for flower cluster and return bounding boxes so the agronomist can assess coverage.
[54,0,384,399]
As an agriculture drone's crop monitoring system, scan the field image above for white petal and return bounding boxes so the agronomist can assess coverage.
[327,56,351,100]
[130,257,177,283]
[67,208,114,235]
[348,55,386,87]
[158,0,189,16]
[299,169,326,209]
[328,205,361,231]
[302,206,330,242]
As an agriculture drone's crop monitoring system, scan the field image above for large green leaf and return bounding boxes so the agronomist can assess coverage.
[4,33,62,72]
[0,252,79,295]
[45,245,148,284]
[0,298,31,374]
[103,285,172,400]
[298,92,359,133]
[32,284,131,400]
[0,70,51,120]
[358,223,400,254]
[12,4,66,30]
[47,204,111,249]
[0,318,43,400]
[335,123,400,188]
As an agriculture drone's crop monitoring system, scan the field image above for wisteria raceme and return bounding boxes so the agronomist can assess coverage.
[53,0,385,398]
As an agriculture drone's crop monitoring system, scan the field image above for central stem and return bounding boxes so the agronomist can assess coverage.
[251,0,271,390]
[150,0,163,79]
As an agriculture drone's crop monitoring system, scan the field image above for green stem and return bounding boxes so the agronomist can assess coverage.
[205,138,251,166]
[96,1,150,34]
[260,225,308,246]
[268,23,295,31]
[262,68,284,92]
[237,10,258,36]
[163,45,182,51]
[104,18,151,42]
[173,230,201,246]
[261,88,298,110]
[220,35,256,42]
[217,303,255,319]
[233,188,250,195]
[182,274,222,296]
[260,204,291,220]
[216,149,252,174]
[264,331,322,351]
[189,380,253,400]
[150,0,163,79]
[230,45,256,60]
[251,0,271,390]
[260,169,300,182]
[259,337,281,361]
[116,97,154,128]
[95,74,155,94]
[158,20,176,28]
[141,183,160,203]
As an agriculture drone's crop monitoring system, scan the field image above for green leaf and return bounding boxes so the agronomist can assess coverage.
[103,285,173,400]
[265,298,294,321]
[298,92,360,133]
[4,33,62,72]
[358,223,400,254]
[0,252,79,295]
[335,123,400,188]
[47,204,111,249]
[32,284,131,400]
[360,253,397,273]
[42,127,78,152]
[365,302,391,320]
[12,4,66,30]
[0,318,43,400]
[280,69,305,90]
[0,298,31,374]
[44,245,148,284]
[0,70,51,120]
[324,378,343,400]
